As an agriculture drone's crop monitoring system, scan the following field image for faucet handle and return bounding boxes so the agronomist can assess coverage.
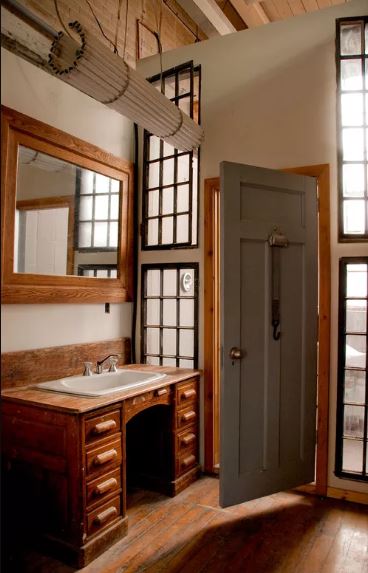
[108,357,118,373]
[83,362,93,376]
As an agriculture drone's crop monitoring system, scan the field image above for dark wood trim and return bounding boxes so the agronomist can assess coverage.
[1,106,134,303]
[203,165,331,496]
[1,337,131,389]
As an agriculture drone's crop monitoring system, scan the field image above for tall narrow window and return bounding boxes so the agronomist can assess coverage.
[336,258,368,481]
[336,18,368,240]
[142,62,200,249]
[141,264,198,368]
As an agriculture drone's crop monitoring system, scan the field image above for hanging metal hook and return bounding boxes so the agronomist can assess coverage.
[272,319,281,341]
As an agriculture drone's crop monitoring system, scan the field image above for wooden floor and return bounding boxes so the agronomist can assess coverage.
[4,477,368,573]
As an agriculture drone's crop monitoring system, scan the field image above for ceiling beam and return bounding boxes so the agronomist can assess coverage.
[178,0,237,36]
[229,0,270,27]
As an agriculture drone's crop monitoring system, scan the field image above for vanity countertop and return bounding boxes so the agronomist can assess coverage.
[1,364,201,414]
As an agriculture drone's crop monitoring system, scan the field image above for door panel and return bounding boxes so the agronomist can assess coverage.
[220,162,318,507]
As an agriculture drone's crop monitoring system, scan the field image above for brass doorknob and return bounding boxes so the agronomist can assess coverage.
[229,347,242,360]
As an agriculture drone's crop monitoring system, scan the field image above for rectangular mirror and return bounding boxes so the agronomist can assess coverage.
[1,106,134,303]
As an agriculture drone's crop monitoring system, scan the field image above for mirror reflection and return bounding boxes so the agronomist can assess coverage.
[15,146,120,278]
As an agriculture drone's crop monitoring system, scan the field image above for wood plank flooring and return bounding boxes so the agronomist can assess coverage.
[3,477,368,573]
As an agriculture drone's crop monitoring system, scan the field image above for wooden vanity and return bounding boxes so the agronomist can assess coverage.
[2,365,201,567]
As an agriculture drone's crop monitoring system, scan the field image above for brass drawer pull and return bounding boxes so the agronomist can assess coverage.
[94,477,118,496]
[181,411,196,423]
[93,449,117,466]
[155,388,168,397]
[181,432,196,446]
[94,506,118,526]
[181,454,196,468]
[93,420,117,434]
[182,389,196,400]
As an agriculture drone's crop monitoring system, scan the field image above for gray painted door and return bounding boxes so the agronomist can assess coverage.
[220,161,318,508]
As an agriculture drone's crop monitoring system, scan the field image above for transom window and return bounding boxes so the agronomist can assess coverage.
[142,62,200,249]
[336,18,368,240]
[336,258,367,481]
[141,264,198,368]
[78,264,117,278]
[75,168,120,251]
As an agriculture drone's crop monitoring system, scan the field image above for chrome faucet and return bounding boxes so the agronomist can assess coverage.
[96,354,119,374]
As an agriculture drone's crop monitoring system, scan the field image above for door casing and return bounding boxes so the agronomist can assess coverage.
[203,164,331,496]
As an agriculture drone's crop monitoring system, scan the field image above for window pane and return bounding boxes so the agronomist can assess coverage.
[180,359,194,368]
[344,370,366,404]
[164,76,175,99]
[95,195,109,220]
[163,269,177,296]
[342,164,365,197]
[177,155,190,183]
[148,190,159,217]
[163,299,177,326]
[162,217,173,244]
[347,264,367,297]
[163,158,175,186]
[345,334,366,368]
[346,300,367,333]
[109,222,118,247]
[148,162,160,189]
[177,184,189,212]
[341,94,363,126]
[146,269,161,296]
[163,328,176,355]
[341,59,363,91]
[79,196,93,220]
[162,357,177,366]
[149,136,160,161]
[163,141,175,157]
[343,405,365,438]
[97,270,108,277]
[110,195,119,219]
[180,299,194,327]
[95,173,110,194]
[146,356,160,365]
[179,96,190,116]
[110,269,117,278]
[176,214,189,243]
[179,269,194,296]
[146,299,160,325]
[343,200,366,234]
[179,329,194,357]
[340,23,362,56]
[342,128,364,160]
[78,222,92,247]
[111,179,120,194]
[162,187,174,215]
[147,219,158,246]
[80,170,94,194]
[342,439,363,473]
[146,328,160,354]
[93,222,108,247]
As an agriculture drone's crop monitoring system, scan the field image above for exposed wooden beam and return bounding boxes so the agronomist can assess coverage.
[190,0,237,34]
[229,0,270,27]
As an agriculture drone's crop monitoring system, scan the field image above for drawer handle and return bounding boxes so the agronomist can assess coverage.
[94,506,118,526]
[94,477,118,496]
[93,449,118,466]
[181,454,196,468]
[181,411,196,423]
[93,420,117,434]
[155,388,168,397]
[182,389,196,400]
[181,432,196,446]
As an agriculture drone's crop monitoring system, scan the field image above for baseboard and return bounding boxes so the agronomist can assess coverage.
[327,486,368,505]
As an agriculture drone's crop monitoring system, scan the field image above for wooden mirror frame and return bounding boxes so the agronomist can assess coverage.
[1,106,134,304]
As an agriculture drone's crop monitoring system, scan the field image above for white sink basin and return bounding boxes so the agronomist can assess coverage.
[36,369,167,397]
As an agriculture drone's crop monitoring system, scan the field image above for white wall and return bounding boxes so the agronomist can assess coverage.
[138,0,368,493]
[1,48,134,352]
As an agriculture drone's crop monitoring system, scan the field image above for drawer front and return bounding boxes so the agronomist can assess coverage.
[85,409,121,445]
[87,495,121,537]
[176,404,198,430]
[176,379,198,407]
[86,468,121,510]
[176,448,198,477]
[86,437,122,478]
[176,425,198,455]
[124,387,171,421]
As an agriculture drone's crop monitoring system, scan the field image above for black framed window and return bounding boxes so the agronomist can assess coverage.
[75,168,120,251]
[78,264,117,278]
[142,62,201,249]
[141,264,198,368]
[336,17,368,240]
[336,257,368,481]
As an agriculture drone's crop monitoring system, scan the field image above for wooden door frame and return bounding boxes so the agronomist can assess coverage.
[204,164,331,497]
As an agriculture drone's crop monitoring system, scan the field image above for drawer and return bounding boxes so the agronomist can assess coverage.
[176,425,198,455]
[124,387,171,421]
[84,409,121,445]
[176,404,198,430]
[87,495,121,538]
[176,449,198,477]
[86,468,121,510]
[176,379,198,407]
[86,437,122,478]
